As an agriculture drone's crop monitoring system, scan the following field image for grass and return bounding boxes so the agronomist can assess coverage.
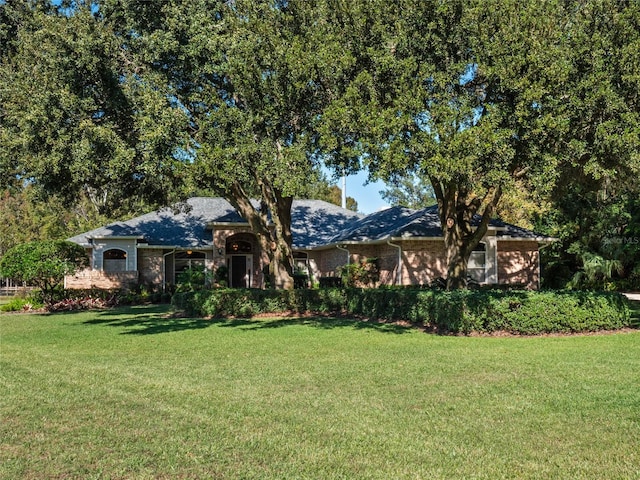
[1,305,639,479]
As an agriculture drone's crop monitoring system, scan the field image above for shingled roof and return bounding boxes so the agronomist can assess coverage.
[68,198,551,250]
[325,205,552,245]
[68,197,362,249]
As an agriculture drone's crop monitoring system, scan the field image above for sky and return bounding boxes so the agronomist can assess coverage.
[339,170,390,214]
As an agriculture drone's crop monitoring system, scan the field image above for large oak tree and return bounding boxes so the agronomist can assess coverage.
[322,0,639,289]
[0,2,189,214]
[2,1,354,289]
[98,0,360,289]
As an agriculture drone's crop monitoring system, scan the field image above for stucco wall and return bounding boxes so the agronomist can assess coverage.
[497,240,540,289]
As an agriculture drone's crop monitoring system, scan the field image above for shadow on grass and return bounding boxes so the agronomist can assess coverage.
[83,306,414,335]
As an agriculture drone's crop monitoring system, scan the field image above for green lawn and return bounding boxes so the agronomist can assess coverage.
[1,305,639,479]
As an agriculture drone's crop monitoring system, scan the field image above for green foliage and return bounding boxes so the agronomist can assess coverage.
[340,258,380,288]
[3,0,640,292]
[0,295,44,312]
[0,241,88,303]
[380,171,438,210]
[213,265,229,288]
[321,0,640,289]
[432,290,631,335]
[96,0,362,288]
[175,266,209,293]
[172,288,631,335]
[0,3,189,214]
[0,186,124,260]
[539,192,640,290]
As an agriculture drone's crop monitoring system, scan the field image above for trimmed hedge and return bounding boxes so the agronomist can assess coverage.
[171,288,632,335]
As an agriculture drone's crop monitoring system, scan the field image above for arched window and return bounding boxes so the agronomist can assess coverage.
[226,240,253,254]
[468,243,486,283]
[103,249,127,272]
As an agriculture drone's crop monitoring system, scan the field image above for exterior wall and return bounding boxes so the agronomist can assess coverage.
[351,244,401,286]
[165,252,175,289]
[65,269,138,290]
[311,238,512,287]
[138,249,164,286]
[399,240,447,286]
[497,240,540,289]
[166,249,215,287]
[310,241,448,287]
[310,248,349,279]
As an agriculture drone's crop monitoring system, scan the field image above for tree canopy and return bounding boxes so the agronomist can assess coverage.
[1,1,190,211]
[321,0,640,288]
[2,0,639,290]
[95,0,363,288]
[0,240,88,302]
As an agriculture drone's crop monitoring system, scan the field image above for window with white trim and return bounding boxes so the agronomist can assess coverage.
[174,251,206,284]
[103,249,127,272]
[468,243,486,283]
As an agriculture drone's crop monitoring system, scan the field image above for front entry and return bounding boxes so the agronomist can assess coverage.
[229,255,252,288]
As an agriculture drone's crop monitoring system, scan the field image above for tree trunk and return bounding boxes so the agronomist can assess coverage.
[264,193,294,290]
[227,183,295,290]
[444,221,469,290]
[431,178,502,290]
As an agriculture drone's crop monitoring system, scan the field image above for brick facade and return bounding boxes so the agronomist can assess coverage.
[497,240,540,288]
[65,227,542,291]
[64,269,139,290]
[138,249,164,286]
[310,240,448,287]
[213,227,268,288]
[399,240,448,285]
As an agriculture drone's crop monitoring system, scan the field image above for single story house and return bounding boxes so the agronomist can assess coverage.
[66,197,553,290]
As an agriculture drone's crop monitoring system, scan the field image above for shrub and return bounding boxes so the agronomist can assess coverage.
[47,288,121,311]
[340,258,379,288]
[0,296,44,312]
[0,241,88,305]
[172,288,632,335]
[176,266,209,292]
[214,265,229,288]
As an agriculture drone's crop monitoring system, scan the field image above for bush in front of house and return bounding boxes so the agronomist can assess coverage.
[172,288,346,318]
[171,288,631,334]
[425,289,631,334]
